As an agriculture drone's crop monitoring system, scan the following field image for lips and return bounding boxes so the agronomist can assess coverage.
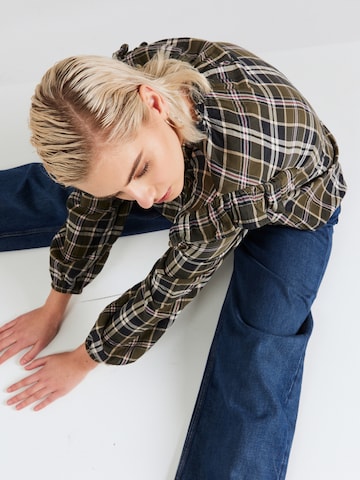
[156,188,171,203]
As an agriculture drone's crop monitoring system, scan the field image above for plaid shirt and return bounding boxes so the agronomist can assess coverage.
[49,38,346,364]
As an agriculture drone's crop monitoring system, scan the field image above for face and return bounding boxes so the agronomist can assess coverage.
[76,86,185,209]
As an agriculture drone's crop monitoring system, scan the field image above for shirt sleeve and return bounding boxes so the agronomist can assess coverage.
[50,190,131,294]
[85,224,246,365]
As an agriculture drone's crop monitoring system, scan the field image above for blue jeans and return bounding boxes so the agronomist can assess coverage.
[175,208,339,480]
[0,163,171,251]
[0,163,339,479]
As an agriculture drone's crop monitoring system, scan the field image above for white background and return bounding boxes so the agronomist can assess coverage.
[0,1,359,478]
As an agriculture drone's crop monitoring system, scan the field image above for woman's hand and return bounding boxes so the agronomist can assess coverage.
[0,290,71,366]
[0,307,62,366]
[6,344,98,411]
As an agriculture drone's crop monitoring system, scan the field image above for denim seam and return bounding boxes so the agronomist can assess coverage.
[279,345,308,479]
[175,312,226,479]
[0,226,60,239]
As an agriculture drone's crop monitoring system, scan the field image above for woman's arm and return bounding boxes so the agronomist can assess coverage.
[50,190,131,294]
[1,190,134,410]
[86,223,246,365]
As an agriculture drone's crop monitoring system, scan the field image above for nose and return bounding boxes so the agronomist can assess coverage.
[127,185,155,209]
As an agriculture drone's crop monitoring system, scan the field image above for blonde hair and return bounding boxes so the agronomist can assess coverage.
[29,51,211,186]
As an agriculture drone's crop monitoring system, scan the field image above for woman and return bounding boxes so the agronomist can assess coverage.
[0,38,346,479]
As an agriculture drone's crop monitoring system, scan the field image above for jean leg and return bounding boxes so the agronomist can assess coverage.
[0,163,171,252]
[176,211,339,480]
[122,202,172,237]
[0,163,72,251]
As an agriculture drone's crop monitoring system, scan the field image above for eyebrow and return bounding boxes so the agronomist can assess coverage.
[101,152,142,199]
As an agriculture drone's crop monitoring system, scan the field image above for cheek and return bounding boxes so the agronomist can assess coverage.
[178,153,185,178]
[155,136,184,182]
[169,156,184,182]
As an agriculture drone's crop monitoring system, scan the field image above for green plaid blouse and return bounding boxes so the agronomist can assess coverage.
[49,38,346,364]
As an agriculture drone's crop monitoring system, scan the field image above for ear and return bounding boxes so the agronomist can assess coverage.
[138,85,167,118]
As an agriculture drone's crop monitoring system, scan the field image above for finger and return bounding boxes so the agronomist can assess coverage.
[20,344,44,366]
[33,392,59,411]
[0,319,17,333]
[0,343,22,365]
[9,386,48,411]
[23,355,48,370]
[0,331,16,352]
[0,342,37,366]
[0,327,16,343]
[7,381,43,406]
[7,371,40,393]
[0,333,37,366]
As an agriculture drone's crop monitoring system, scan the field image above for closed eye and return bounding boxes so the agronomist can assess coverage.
[135,162,149,179]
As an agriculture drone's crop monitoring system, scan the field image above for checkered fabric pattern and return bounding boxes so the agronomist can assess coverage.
[49,38,346,364]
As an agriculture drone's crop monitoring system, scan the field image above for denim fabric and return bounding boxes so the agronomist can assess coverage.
[175,209,339,480]
[0,163,71,251]
[0,163,171,252]
[0,163,339,479]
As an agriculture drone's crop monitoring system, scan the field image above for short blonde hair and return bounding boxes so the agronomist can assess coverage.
[29,51,211,186]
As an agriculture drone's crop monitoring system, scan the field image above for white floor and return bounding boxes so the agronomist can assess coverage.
[1,2,359,479]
